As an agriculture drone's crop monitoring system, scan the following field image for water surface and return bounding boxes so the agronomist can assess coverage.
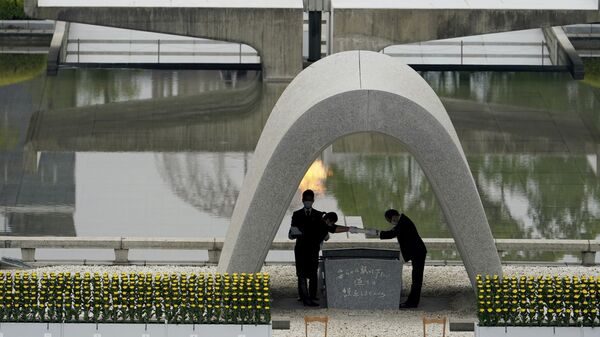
[0,65,599,261]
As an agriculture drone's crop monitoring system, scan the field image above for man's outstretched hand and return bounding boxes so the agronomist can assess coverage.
[348,227,380,236]
[365,229,379,236]
[348,226,361,234]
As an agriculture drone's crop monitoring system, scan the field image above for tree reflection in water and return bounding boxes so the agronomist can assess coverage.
[325,134,600,261]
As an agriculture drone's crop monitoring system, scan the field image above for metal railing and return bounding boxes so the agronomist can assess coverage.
[563,23,600,36]
[0,46,49,54]
[65,38,260,64]
[1,236,597,266]
[563,24,600,58]
[382,41,550,66]
[0,20,54,33]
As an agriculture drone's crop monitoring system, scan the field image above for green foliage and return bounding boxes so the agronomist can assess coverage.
[0,271,271,324]
[581,58,600,88]
[477,274,600,327]
[0,0,26,20]
[0,54,46,87]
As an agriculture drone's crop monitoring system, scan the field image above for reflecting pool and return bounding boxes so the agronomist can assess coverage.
[0,62,599,261]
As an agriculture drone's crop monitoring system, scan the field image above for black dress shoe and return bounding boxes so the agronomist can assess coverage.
[303,299,319,307]
[399,302,417,309]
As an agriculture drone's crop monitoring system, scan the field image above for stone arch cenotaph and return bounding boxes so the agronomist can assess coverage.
[218,50,502,287]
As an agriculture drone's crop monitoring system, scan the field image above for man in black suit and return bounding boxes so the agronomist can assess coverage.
[288,190,352,306]
[373,209,427,308]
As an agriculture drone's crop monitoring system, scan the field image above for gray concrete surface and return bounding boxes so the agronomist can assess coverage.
[23,0,303,80]
[330,6,600,54]
[542,26,583,79]
[218,50,502,288]
[46,21,67,75]
[0,236,600,265]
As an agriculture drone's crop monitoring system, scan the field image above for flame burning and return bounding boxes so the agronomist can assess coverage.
[298,159,332,195]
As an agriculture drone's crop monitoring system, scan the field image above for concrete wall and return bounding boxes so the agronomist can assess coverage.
[331,9,600,53]
[542,26,584,79]
[46,21,68,75]
[24,0,303,80]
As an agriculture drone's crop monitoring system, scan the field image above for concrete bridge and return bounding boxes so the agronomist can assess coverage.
[24,0,304,81]
[24,0,600,79]
[329,0,600,54]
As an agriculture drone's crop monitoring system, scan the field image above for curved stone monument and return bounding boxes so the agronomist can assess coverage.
[218,50,502,287]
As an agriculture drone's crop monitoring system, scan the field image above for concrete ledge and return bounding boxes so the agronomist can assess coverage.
[589,240,600,251]
[0,237,596,266]
[0,237,596,253]
[449,319,475,332]
[271,318,291,330]
[122,237,217,250]
[542,26,584,79]
[47,20,66,75]
[495,239,588,252]
[0,20,54,30]
[0,236,123,249]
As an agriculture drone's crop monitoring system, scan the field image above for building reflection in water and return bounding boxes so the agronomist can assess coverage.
[0,78,76,237]
[154,152,246,219]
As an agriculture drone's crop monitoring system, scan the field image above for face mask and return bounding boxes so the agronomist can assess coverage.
[303,201,313,209]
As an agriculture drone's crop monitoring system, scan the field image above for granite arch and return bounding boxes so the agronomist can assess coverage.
[218,50,502,287]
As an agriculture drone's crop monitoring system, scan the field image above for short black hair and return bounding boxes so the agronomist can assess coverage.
[323,212,338,223]
[302,189,315,200]
[384,209,400,220]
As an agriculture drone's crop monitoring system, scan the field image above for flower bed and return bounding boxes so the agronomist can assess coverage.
[476,274,599,327]
[0,271,270,324]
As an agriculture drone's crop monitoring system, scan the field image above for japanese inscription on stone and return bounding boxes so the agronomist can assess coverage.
[324,258,402,309]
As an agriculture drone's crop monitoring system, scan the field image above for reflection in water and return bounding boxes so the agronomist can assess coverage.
[0,67,598,264]
[154,152,245,218]
[325,149,444,236]
[0,54,46,88]
[0,77,75,236]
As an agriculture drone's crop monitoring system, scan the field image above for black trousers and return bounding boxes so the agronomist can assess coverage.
[406,254,426,306]
[294,245,319,299]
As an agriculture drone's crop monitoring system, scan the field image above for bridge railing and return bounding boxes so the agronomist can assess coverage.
[382,40,551,66]
[0,236,597,266]
[0,20,54,32]
[65,38,260,65]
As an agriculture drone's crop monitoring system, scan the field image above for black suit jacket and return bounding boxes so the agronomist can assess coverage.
[379,213,427,262]
[290,208,328,250]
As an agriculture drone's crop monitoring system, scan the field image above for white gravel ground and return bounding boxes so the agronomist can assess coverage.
[8,264,600,337]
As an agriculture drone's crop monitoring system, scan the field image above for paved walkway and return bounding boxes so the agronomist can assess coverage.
[268,264,600,337]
